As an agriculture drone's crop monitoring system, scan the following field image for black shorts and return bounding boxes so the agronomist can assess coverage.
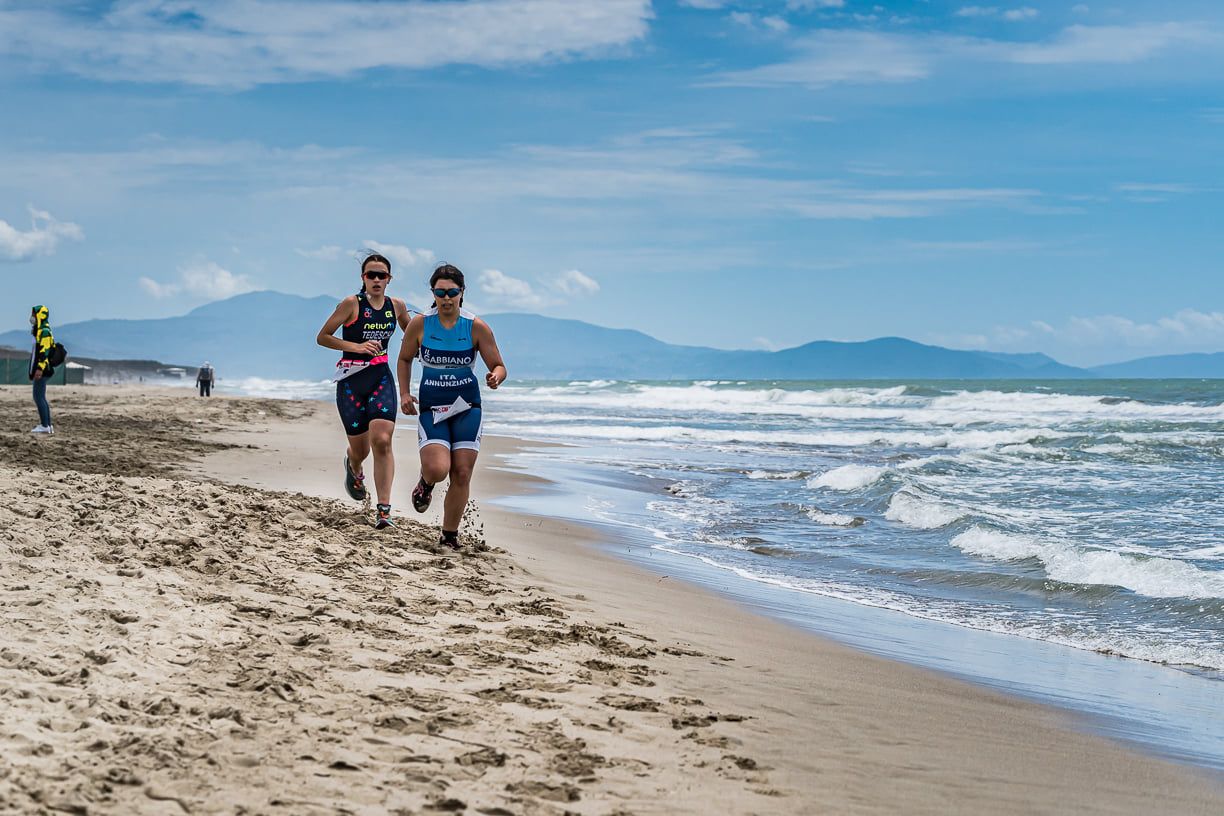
[336,364,398,436]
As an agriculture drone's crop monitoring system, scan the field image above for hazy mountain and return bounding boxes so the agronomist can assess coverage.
[1091,352,1224,379]
[0,291,1104,380]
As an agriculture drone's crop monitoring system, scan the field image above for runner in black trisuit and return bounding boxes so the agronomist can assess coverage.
[316,253,412,529]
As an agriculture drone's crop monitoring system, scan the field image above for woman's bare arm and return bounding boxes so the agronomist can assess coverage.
[473,318,507,389]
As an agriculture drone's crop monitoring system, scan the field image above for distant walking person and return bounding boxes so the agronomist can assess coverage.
[398,264,507,550]
[196,361,215,397]
[29,305,56,435]
[317,253,412,529]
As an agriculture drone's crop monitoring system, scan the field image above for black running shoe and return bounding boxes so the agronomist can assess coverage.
[438,530,461,551]
[411,477,434,513]
[344,455,367,501]
[375,503,395,529]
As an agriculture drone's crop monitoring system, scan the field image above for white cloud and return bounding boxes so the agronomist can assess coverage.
[0,128,1045,238]
[956,6,1038,20]
[478,268,547,310]
[1113,182,1200,202]
[679,0,730,8]
[1003,23,1210,65]
[729,11,791,32]
[710,30,933,88]
[138,277,176,299]
[557,269,600,297]
[0,206,84,262]
[1059,310,1224,346]
[955,6,998,17]
[902,238,1048,253]
[786,0,845,9]
[1002,8,1039,21]
[0,0,653,87]
[477,268,599,310]
[361,240,434,269]
[937,309,1224,361]
[296,245,345,261]
[709,22,1219,89]
[140,260,258,300]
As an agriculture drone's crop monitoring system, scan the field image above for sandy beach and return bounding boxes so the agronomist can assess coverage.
[2,386,1222,815]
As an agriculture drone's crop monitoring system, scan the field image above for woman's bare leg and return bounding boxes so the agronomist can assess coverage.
[368,418,396,506]
[443,449,478,532]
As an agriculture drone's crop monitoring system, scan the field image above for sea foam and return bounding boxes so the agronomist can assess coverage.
[884,491,966,529]
[808,464,887,490]
[951,526,1224,599]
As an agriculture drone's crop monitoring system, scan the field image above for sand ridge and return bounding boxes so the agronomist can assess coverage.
[0,388,780,815]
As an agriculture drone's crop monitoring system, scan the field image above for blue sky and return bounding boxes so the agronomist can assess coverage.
[1,0,1221,366]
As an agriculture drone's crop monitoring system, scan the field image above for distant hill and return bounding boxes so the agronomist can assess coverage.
[1091,352,1224,379]
[0,292,340,381]
[0,291,1107,380]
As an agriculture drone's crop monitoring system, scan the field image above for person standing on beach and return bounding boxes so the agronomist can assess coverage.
[29,305,56,435]
[397,263,507,550]
[316,253,412,529]
[196,361,215,397]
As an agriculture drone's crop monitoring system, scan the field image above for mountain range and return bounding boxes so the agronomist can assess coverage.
[1,291,1219,380]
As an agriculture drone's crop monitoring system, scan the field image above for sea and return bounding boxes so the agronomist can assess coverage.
[216,375,1224,770]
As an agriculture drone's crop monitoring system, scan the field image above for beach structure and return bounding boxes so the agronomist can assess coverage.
[0,347,87,385]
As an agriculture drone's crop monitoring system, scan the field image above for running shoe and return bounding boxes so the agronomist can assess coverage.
[411,477,434,513]
[30,425,51,434]
[438,530,461,551]
[375,504,395,530]
[343,455,367,501]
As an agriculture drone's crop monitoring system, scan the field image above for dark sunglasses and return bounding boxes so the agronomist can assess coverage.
[432,287,462,299]
[363,271,390,280]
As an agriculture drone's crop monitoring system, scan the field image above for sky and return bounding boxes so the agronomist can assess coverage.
[0,0,1221,367]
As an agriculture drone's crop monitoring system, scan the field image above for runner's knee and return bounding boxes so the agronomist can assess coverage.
[449,462,474,486]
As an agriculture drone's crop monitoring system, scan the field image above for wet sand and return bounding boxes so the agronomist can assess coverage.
[2,386,1221,814]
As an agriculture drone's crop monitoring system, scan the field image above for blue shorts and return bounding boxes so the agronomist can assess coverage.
[337,365,397,436]
[417,403,483,452]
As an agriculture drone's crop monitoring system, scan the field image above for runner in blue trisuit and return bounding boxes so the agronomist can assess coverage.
[397,263,507,549]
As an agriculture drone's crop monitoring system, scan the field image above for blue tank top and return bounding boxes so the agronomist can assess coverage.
[417,308,480,409]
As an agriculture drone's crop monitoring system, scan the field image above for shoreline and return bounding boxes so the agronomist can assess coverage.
[481,440,1224,771]
[192,392,1224,809]
[4,386,1222,813]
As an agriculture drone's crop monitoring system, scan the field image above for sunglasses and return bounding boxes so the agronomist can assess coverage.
[363,271,390,281]
[433,287,462,299]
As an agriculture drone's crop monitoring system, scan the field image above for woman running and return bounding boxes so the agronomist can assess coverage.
[316,253,412,529]
[397,263,507,549]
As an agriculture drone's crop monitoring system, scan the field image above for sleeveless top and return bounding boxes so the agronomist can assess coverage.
[334,292,398,380]
[417,308,480,409]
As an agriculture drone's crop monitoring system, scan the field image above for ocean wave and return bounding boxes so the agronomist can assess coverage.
[224,376,333,400]
[746,469,807,480]
[508,382,918,417]
[806,509,865,527]
[498,382,1224,429]
[951,526,1224,599]
[884,491,967,529]
[486,422,1068,450]
[645,542,1224,671]
[808,464,887,490]
[565,379,617,388]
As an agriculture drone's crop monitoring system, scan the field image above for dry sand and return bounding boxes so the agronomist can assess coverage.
[2,385,1221,815]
